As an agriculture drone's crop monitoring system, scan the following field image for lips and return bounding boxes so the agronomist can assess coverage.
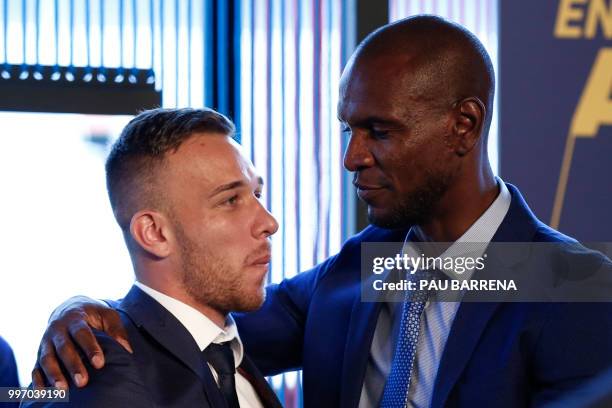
[353,174,388,192]
[354,183,385,191]
[354,179,388,202]
[247,243,272,267]
[250,253,271,265]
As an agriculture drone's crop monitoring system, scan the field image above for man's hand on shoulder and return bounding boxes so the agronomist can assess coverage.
[23,327,148,408]
[32,296,133,390]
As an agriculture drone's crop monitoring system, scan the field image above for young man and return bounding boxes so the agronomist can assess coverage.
[25,108,281,407]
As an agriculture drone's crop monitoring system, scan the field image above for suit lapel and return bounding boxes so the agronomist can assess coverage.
[339,228,410,408]
[431,183,539,407]
[340,293,384,408]
[239,354,283,408]
[118,286,227,408]
[430,301,501,408]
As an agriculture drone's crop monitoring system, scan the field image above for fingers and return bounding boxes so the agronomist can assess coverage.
[68,320,105,369]
[47,322,92,387]
[99,308,133,354]
[36,296,114,389]
[31,366,46,389]
[37,338,68,390]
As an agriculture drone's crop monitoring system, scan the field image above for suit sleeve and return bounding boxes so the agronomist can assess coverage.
[21,330,151,408]
[101,299,121,308]
[531,301,612,407]
[234,254,339,376]
[0,336,19,388]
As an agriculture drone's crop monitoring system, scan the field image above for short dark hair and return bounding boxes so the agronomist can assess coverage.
[106,107,235,231]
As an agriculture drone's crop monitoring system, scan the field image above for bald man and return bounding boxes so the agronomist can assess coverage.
[31,15,612,408]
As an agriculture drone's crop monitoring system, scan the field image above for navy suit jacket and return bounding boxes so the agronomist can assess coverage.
[542,365,612,408]
[235,183,612,407]
[0,336,19,408]
[0,336,19,388]
[26,286,282,408]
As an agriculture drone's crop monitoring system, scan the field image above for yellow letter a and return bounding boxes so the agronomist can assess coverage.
[571,48,612,137]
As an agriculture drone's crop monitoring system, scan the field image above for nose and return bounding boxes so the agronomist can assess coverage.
[343,132,375,172]
[253,200,279,239]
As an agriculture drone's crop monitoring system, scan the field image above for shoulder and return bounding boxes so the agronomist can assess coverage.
[343,224,409,246]
[532,219,578,244]
[322,224,408,274]
[65,317,151,407]
[21,326,151,408]
[0,335,18,387]
[281,224,409,291]
[0,335,15,356]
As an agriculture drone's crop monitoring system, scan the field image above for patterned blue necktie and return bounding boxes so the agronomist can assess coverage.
[380,269,431,408]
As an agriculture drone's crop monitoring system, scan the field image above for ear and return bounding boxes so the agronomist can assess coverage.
[129,210,172,258]
[452,97,486,156]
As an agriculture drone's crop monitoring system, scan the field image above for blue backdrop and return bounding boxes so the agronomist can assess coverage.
[500,0,612,241]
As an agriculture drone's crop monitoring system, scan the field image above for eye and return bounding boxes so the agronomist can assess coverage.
[340,124,351,134]
[224,195,239,206]
[371,127,389,139]
[254,190,263,200]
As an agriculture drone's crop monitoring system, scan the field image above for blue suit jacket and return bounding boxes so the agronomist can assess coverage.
[0,336,19,408]
[0,336,19,388]
[235,183,612,407]
[26,286,282,408]
[543,365,612,408]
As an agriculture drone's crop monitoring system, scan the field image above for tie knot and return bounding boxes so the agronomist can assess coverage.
[202,342,236,376]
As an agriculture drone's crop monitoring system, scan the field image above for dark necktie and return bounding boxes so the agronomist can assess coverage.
[202,342,240,408]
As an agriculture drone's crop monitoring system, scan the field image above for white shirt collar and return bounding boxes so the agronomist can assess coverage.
[405,177,512,277]
[133,281,244,367]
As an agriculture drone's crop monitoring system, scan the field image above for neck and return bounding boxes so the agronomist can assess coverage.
[135,262,228,329]
[165,289,228,329]
[419,163,498,242]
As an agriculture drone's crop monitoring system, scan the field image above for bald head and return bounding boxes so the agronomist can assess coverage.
[346,15,495,138]
[339,15,499,231]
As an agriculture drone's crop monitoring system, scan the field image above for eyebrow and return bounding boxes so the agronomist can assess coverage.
[209,177,264,198]
[338,116,402,127]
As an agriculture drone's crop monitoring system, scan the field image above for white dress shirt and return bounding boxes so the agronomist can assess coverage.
[134,281,264,408]
[359,177,512,408]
